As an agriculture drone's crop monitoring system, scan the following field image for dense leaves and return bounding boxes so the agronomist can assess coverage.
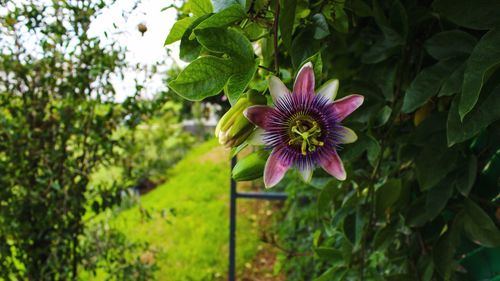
[0,1,162,279]
[167,0,500,280]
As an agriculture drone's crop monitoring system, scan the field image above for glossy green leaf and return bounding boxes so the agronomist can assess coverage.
[454,155,477,197]
[291,28,320,68]
[317,181,339,214]
[225,61,258,103]
[314,247,344,261]
[194,27,256,102]
[375,179,402,219]
[424,30,477,60]
[279,0,297,50]
[169,56,231,100]
[402,58,463,113]
[180,15,211,62]
[432,0,500,30]
[312,13,330,40]
[408,180,453,227]
[434,213,463,280]
[189,0,213,17]
[165,17,197,45]
[439,63,465,97]
[329,2,349,33]
[211,0,244,12]
[372,105,392,127]
[416,134,458,190]
[195,4,246,30]
[459,29,500,120]
[463,199,500,247]
[195,27,254,60]
[447,83,500,146]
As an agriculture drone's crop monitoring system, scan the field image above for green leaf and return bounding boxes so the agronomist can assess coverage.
[371,105,392,127]
[225,61,258,103]
[447,83,500,146]
[314,247,344,261]
[169,56,231,100]
[189,0,213,17]
[366,134,381,167]
[211,0,244,12]
[195,27,254,60]
[345,0,371,17]
[439,63,465,97]
[165,17,197,45]
[463,199,500,248]
[416,133,458,190]
[180,15,211,62]
[195,4,246,30]
[388,0,408,40]
[432,0,500,30]
[459,29,500,120]
[194,28,256,102]
[375,179,402,220]
[453,155,476,197]
[312,13,330,40]
[402,58,463,113]
[434,213,463,280]
[408,180,454,227]
[314,267,347,281]
[279,0,297,50]
[291,28,321,68]
[361,36,400,64]
[329,2,349,33]
[424,30,477,60]
[317,181,340,214]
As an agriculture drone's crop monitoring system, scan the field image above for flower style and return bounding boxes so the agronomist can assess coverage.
[244,62,364,188]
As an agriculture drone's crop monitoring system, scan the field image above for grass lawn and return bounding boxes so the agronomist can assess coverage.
[105,140,259,280]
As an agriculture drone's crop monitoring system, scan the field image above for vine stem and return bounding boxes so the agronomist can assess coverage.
[273,0,280,74]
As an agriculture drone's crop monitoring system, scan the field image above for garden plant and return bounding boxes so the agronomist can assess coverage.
[166,0,500,279]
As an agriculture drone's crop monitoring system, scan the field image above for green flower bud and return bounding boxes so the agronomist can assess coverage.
[215,92,267,148]
[232,150,269,181]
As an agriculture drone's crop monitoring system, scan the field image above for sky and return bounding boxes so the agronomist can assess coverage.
[88,0,186,101]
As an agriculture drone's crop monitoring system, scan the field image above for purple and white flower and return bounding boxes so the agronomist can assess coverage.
[244,62,364,188]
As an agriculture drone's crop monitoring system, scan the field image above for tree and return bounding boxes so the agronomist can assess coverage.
[0,1,130,279]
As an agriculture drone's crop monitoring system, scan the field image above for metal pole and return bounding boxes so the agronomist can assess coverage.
[236,191,288,200]
[228,156,237,281]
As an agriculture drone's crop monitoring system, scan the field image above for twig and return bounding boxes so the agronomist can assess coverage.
[272,0,280,74]
[258,65,274,72]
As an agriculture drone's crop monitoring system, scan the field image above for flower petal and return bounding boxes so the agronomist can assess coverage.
[264,150,291,188]
[246,128,266,145]
[269,76,290,103]
[319,150,346,181]
[243,105,273,130]
[317,79,339,101]
[299,166,313,183]
[332,94,364,121]
[293,62,315,99]
[339,126,358,144]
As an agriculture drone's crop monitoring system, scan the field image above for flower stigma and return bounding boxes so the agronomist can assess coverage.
[288,118,324,156]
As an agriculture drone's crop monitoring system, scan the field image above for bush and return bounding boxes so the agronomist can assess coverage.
[166,0,500,279]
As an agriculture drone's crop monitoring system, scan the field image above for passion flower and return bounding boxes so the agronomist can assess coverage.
[244,62,364,188]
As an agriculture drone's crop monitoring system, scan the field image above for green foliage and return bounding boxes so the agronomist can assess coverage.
[165,0,500,280]
[107,141,259,280]
[0,1,165,280]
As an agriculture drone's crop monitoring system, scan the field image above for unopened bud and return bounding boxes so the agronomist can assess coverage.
[215,92,267,148]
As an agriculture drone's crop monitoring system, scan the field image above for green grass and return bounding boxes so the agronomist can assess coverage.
[106,140,259,280]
